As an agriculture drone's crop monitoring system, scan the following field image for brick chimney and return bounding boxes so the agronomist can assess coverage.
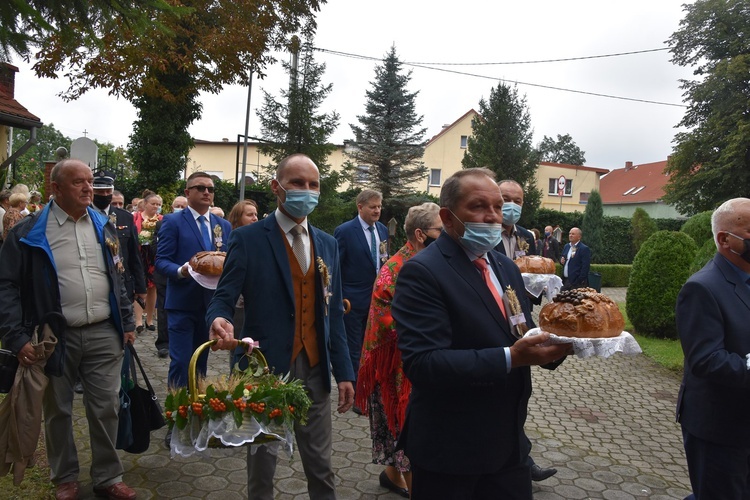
[0,63,18,98]
[625,161,633,171]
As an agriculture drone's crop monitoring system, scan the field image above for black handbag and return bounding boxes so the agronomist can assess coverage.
[115,388,133,450]
[122,343,166,454]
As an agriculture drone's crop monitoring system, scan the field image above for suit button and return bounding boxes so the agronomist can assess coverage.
[303,295,307,298]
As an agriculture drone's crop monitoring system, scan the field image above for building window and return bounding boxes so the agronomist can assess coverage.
[548,178,572,196]
[355,165,369,183]
[429,169,441,186]
[579,192,589,204]
[460,135,468,149]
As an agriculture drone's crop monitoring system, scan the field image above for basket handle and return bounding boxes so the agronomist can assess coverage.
[188,339,268,403]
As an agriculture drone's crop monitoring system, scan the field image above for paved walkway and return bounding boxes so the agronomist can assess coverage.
[29,288,692,499]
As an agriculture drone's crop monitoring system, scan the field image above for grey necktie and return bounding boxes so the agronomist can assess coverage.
[290,224,308,272]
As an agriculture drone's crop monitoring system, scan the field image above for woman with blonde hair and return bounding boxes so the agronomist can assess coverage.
[2,192,28,240]
[133,192,162,333]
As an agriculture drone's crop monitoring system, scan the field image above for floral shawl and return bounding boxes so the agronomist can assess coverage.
[355,241,416,438]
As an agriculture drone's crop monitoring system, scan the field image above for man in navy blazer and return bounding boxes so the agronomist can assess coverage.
[560,227,591,288]
[208,154,354,499]
[676,197,750,499]
[392,168,569,499]
[155,172,231,389]
[334,189,388,381]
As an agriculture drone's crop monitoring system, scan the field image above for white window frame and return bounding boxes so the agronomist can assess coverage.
[548,178,572,196]
[429,168,441,186]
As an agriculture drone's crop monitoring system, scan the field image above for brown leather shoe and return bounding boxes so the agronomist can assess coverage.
[93,482,137,499]
[55,481,80,500]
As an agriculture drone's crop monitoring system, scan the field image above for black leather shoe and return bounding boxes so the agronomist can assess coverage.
[530,463,557,482]
[73,381,84,394]
[379,470,409,498]
[157,348,169,358]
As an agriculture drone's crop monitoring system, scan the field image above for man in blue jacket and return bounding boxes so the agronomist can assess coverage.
[334,189,388,384]
[0,159,136,500]
[561,227,591,288]
[207,154,354,499]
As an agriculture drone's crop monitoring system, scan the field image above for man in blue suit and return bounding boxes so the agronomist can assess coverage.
[207,154,354,500]
[392,168,570,499]
[560,227,591,288]
[334,189,388,383]
[676,197,750,499]
[155,172,231,389]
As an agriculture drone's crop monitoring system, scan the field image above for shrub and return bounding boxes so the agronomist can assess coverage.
[626,231,698,339]
[680,210,713,247]
[582,190,604,263]
[592,264,631,287]
[689,238,717,275]
[630,207,658,255]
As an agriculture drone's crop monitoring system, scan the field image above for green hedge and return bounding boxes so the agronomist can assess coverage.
[529,209,684,265]
[553,263,631,287]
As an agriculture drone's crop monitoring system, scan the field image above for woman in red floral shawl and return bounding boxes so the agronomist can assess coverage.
[356,202,442,498]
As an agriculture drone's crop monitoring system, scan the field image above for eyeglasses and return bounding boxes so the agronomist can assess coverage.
[188,185,215,193]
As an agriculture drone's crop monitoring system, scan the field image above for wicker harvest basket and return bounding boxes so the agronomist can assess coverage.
[165,339,312,457]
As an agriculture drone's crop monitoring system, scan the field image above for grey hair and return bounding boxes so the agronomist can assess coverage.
[711,198,750,245]
[404,202,440,243]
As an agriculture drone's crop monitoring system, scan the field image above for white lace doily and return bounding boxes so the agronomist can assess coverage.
[523,327,642,358]
[169,413,294,458]
[521,273,563,301]
[187,262,220,290]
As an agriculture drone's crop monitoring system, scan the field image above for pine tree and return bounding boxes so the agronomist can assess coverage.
[257,39,345,232]
[346,46,427,199]
[257,40,340,176]
[462,82,541,213]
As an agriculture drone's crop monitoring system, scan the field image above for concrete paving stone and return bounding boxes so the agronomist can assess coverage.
[584,455,613,467]
[193,474,229,492]
[340,428,369,440]
[181,461,216,476]
[155,479,196,498]
[574,476,608,492]
[551,484,589,499]
[533,492,566,500]
[345,450,375,464]
[593,470,624,484]
[620,481,653,496]
[542,450,571,463]
[276,477,308,495]
[205,491,245,500]
[337,465,371,482]
[637,474,669,489]
[566,460,597,473]
[146,464,182,483]
[667,486,694,497]
[602,490,637,500]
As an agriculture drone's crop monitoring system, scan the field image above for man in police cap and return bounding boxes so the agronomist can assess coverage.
[92,170,147,308]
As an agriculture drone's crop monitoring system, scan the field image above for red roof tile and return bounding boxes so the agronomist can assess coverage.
[0,86,42,128]
[599,160,670,204]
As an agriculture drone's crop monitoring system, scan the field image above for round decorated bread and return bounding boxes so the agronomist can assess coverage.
[189,251,226,276]
[539,288,624,338]
[514,255,556,274]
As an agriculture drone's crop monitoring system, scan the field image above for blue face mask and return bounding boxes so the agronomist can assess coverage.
[279,184,319,218]
[502,202,522,226]
[156,206,162,214]
[450,211,503,256]
[173,208,183,213]
[544,231,551,237]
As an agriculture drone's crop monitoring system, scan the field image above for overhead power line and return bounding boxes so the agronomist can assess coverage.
[314,47,686,108]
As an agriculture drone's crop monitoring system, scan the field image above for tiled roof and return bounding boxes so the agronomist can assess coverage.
[599,160,670,204]
[0,86,42,128]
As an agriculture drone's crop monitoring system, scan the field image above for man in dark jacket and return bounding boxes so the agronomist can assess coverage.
[540,225,561,262]
[0,159,136,500]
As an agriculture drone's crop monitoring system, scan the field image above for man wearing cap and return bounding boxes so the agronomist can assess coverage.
[92,170,147,307]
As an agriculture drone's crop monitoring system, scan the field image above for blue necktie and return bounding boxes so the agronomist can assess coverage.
[198,215,212,250]
[368,225,378,269]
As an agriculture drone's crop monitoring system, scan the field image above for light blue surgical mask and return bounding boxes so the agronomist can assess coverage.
[502,202,522,226]
[450,211,503,256]
[173,208,183,213]
[279,184,319,219]
[156,206,162,214]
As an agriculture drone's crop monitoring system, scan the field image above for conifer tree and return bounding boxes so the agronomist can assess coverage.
[346,46,427,199]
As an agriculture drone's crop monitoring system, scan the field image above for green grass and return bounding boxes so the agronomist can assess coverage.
[617,303,684,373]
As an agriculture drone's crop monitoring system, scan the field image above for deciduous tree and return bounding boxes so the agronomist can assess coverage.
[10,124,71,188]
[346,46,427,200]
[662,0,750,215]
[537,133,586,165]
[462,83,542,216]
